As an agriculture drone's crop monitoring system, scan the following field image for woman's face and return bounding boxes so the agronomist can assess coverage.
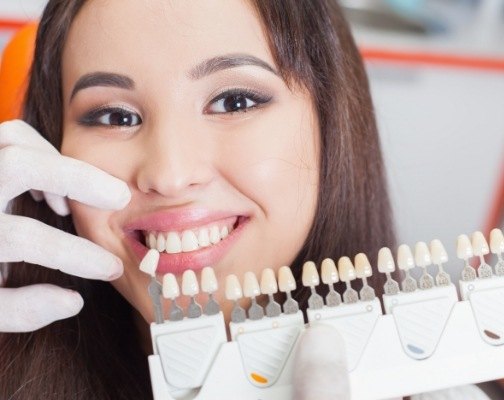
[61,0,319,324]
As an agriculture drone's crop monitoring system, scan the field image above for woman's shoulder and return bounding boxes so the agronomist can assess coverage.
[412,384,490,400]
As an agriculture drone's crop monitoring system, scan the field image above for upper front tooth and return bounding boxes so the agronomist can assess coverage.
[166,232,182,254]
[220,226,229,239]
[198,228,210,247]
[181,230,199,252]
[148,232,157,249]
[156,233,166,252]
[210,226,221,244]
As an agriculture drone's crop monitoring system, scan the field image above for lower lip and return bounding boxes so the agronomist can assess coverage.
[125,218,248,275]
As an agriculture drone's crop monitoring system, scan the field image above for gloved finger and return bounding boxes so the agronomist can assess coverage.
[0,284,83,332]
[293,324,351,400]
[0,214,123,280]
[43,191,70,216]
[30,189,44,202]
[0,145,131,210]
[0,119,59,154]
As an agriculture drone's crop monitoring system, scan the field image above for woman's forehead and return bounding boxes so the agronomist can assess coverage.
[62,0,274,85]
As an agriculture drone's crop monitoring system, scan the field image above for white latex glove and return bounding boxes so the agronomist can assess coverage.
[0,120,131,332]
[293,324,351,400]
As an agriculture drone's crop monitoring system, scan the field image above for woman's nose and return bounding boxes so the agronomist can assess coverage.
[135,120,214,198]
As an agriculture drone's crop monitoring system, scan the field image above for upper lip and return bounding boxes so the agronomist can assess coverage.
[122,208,243,233]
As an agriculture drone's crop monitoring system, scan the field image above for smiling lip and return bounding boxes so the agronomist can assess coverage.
[123,209,248,274]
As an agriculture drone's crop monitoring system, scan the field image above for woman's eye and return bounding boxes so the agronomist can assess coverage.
[78,107,142,128]
[206,89,272,115]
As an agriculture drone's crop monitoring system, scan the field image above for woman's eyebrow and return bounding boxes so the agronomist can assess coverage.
[188,53,279,80]
[70,72,134,102]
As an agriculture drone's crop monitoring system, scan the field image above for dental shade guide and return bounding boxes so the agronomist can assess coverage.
[142,228,504,400]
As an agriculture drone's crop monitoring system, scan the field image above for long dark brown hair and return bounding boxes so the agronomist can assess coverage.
[0,1,395,399]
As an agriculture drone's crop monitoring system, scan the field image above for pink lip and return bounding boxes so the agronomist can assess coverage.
[123,209,248,274]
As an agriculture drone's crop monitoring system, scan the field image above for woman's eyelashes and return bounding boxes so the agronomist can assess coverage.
[204,88,273,115]
[78,106,142,128]
[76,88,273,128]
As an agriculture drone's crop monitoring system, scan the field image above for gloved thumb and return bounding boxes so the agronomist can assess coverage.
[293,324,351,400]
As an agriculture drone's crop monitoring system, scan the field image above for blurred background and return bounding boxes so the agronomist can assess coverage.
[0,0,503,277]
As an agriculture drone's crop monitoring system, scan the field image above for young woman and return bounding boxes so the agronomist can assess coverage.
[1,1,487,399]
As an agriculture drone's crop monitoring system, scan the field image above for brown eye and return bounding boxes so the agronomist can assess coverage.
[79,106,142,127]
[206,88,272,115]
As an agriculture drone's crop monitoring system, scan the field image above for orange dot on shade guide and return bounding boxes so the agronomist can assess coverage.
[250,372,268,384]
[0,22,38,122]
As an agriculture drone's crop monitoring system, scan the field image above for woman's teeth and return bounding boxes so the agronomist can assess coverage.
[144,224,233,254]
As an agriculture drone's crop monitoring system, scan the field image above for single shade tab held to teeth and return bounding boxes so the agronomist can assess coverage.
[139,249,164,324]
[397,244,418,292]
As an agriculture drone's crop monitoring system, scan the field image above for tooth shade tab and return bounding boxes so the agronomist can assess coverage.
[457,234,474,260]
[182,270,199,296]
[377,248,395,273]
[225,274,243,301]
[260,268,278,295]
[201,267,218,293]
[397,244,415,271]
[162,273,180,299]
[338,257,357,281]
[302,261,320,287]
[414,242,432,267]
[490,228,504,254]
[430,240,448,264]
[354,253,372,278]
[278,266,296,292]
[472,231,490,256]
[243,272,261,298]
[321,258,339,284]
[139,249,160,277]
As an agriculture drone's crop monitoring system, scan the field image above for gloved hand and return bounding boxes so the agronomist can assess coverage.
[0,120,131,333]
[293,324,351,400]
